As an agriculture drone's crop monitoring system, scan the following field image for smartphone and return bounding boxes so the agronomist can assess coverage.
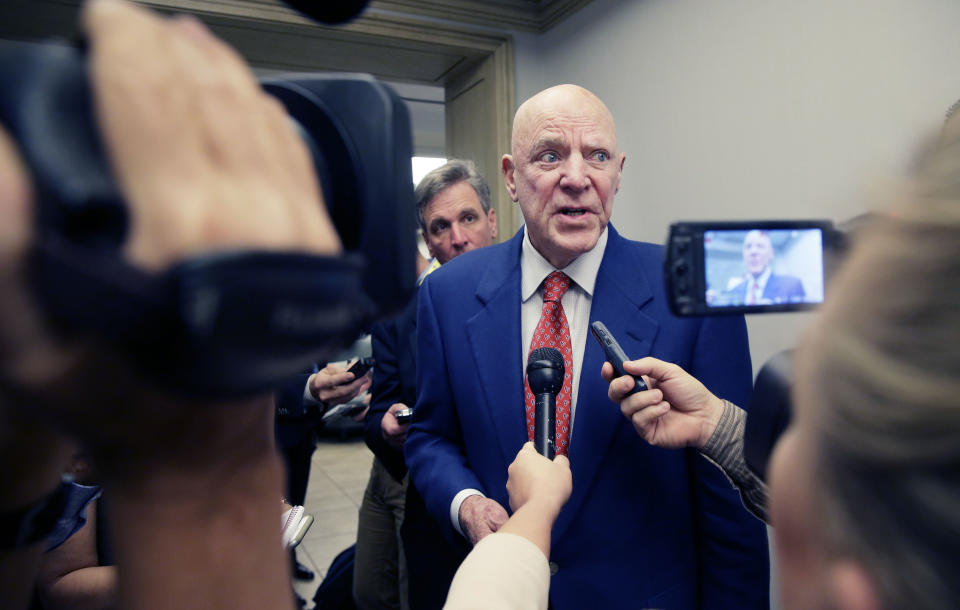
[590,321,648,395]
[394,407,413,424]
[346,357,375,378]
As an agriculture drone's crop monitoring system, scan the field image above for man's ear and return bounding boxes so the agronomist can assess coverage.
[487,208,498,240]
[828,561,882,610]
[615,152,626,193]
[421,230,436,259]
[502,154,518,202]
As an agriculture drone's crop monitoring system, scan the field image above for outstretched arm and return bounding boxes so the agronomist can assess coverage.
[604,358,767,521]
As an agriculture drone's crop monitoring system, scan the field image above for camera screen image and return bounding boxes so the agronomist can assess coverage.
[704,228,824,308]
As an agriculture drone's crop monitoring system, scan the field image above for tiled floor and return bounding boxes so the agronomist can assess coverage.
[291,431,373,606]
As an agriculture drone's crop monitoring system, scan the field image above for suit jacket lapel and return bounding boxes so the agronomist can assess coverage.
[466,230,527,469]
[554,226,661,538]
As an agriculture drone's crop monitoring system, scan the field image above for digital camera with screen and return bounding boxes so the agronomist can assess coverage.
[665,220,841,317]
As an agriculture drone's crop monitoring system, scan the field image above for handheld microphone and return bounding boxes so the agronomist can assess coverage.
[526,347,565,459]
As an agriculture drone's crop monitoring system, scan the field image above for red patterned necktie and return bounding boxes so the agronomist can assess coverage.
[525,271,573,456]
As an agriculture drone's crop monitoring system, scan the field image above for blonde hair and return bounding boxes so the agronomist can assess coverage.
[798,132,960,608]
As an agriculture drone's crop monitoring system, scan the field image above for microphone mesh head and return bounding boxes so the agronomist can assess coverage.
[530,347,564,369]
[527,347,565,395]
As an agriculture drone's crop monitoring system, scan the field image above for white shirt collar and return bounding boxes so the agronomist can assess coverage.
[749,265,772,289]
[521,226,609,301]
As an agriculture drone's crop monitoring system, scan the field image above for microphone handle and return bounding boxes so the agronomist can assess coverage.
[534,392,556,459]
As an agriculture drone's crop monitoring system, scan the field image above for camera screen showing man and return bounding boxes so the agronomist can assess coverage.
[706,228,824,307]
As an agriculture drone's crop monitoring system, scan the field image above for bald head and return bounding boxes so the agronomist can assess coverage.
[502,84,625,268]
[511,84,619,158]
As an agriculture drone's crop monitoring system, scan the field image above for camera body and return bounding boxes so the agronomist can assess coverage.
[0,40,415,397]
[664,218,853,481]
[665,220,837,317]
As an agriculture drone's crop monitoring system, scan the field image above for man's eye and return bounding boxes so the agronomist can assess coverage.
[463,214,476,223]
[593,151,609,162]
[432,223,448,235]
[539,151,559,163]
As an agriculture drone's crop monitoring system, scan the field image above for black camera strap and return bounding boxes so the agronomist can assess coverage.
[29,237,376,398]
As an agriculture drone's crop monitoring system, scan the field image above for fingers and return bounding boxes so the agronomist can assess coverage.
[622,357,679,382]
[322,375,367,403]
[608,370,663,405]
[386,403,407,415]
[616,386,664,416]
[628,401,670,435]
[600,361,614,381]
[82,0,340,268]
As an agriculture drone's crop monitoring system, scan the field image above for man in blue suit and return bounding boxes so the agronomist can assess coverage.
[405,84,769,608]
[726,230,806,305]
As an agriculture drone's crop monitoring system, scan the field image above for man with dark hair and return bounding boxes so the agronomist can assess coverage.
[354,159,497,609]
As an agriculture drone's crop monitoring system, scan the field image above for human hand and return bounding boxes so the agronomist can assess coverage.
[308,362,372,405]
[506,442,571,517]
[603,357,724,450]
[381,403,410,451]
[0,0,346,477]
[350,394,371,422]
[87,0,340,269]
[458,495,509,546]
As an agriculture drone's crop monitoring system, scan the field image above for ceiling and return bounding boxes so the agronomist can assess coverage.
[0,0,593,157]
[0,0,594,84]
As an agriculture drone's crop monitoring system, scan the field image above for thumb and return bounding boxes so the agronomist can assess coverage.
[623,357,676,382]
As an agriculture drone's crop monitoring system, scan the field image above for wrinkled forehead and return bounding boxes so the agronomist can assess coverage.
[512,86,618,153]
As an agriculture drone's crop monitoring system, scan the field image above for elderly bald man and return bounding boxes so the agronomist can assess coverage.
[405,85,769,609]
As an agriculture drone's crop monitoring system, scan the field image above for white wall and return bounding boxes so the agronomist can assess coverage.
[512,0,960,373]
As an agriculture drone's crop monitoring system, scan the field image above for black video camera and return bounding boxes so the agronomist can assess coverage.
[664,219,850,481]
[665,220,843,317]
[0,39,415,398]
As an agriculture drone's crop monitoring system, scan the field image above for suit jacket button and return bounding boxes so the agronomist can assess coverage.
[549,561,559,575]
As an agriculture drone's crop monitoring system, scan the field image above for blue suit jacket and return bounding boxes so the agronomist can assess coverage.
[405,226,769,609]
[727,273,806,304]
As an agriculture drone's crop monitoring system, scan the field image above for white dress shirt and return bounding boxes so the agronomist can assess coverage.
[450,227,609,535]
[744,266,772,304]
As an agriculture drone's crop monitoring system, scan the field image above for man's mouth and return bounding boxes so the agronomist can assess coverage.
[559,207,588,217]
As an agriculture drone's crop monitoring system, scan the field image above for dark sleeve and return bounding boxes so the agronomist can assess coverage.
[364,317,408,481]
[275,372,313,419]
[701,400,769,523]
[405,278,485,542]
[274,366,320,450]
[687,315,771,609]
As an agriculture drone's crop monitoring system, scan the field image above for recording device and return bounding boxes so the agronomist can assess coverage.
[590,321,648,395]
[526,347,564,459]
[0,40,415,397]
[394,407,413,424]
[321,398,367,421]
[664,219,856,482]
[665,220,837,317]
[346,357,375,379]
